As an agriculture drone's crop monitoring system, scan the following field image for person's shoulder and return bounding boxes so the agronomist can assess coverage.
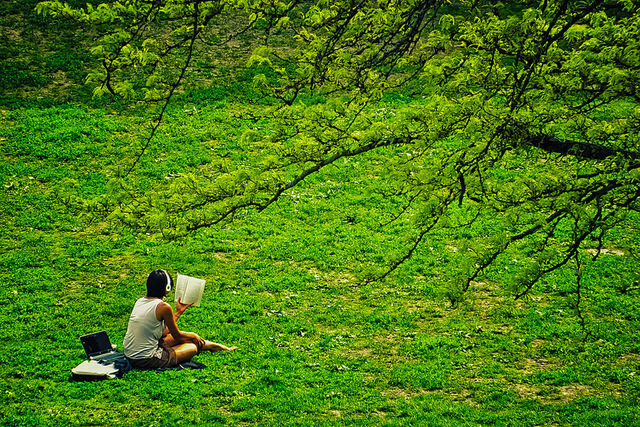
[154,300,173,322]
[156,300,172,314]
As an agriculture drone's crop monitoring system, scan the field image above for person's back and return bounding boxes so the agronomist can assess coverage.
[123,297,164,359]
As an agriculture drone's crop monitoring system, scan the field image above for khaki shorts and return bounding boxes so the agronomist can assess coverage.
[127,343,178,370]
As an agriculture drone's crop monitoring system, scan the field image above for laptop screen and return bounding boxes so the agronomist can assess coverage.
[80,331,113,357]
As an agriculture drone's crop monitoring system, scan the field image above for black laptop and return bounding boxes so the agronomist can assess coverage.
[80,331,124,364]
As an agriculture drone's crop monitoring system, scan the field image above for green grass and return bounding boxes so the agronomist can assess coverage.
[1,85,639,425]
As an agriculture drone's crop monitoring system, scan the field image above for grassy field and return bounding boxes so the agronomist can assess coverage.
[1,3,640,425]
[1,84,640,425]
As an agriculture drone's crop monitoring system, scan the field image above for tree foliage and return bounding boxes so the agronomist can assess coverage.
[37,0,640,300]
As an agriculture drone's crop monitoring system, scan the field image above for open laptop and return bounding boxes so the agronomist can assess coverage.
[72,331,126,380]
[80,331,124,364]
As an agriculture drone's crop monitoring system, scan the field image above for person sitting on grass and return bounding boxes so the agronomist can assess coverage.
[123,269,237,370]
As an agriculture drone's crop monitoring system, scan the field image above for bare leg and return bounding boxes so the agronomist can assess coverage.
[163,331,203,348]
[163,332,236,357]
[173,342,199,363]
[202,340,237,352]
[161,332,197,363]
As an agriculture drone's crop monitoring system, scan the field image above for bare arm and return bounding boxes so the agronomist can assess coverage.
[156,302,204,347]
[160,298,192,337]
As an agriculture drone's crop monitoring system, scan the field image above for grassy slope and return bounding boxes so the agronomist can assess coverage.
[1,3,640,426]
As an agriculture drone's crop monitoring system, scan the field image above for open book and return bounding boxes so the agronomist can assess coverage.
[174,274,206,307]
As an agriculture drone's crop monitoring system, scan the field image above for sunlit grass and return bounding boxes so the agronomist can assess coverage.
[1,85,639,425]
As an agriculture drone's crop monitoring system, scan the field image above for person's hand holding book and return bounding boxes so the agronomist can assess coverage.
[175,298,194,317]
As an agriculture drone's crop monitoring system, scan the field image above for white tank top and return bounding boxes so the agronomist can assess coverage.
[123,297,165,359]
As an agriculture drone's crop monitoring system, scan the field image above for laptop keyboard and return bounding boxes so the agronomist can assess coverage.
[93,352,125,364]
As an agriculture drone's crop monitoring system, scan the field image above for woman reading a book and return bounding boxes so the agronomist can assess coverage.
[123,269,237,369]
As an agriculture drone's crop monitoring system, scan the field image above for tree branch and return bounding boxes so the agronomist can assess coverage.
[531,134,640,161]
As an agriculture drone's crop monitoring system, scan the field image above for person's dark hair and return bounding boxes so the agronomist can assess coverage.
[146,269,173,298]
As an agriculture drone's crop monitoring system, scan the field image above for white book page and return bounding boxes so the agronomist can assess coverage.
[175,274,206,307]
